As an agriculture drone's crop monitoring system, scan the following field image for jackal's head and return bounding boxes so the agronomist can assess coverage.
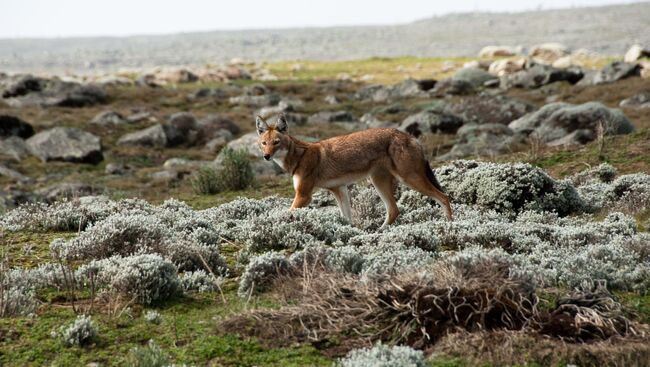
[256,114,289,161]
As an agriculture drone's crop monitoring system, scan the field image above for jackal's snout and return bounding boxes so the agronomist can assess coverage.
[263,154,271,161]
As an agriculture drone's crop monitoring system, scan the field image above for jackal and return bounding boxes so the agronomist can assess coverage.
[256,114,452,226]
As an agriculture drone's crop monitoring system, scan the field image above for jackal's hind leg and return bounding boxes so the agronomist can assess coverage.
[397,174,452,221]
[329,186,352,222]
[369,170,399,228]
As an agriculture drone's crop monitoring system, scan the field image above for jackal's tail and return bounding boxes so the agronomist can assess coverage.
[425,162,445,193]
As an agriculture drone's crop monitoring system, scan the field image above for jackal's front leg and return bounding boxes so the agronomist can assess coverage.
[290,177,313,210]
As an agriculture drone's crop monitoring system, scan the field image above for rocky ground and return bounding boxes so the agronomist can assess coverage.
[1,47,650,366]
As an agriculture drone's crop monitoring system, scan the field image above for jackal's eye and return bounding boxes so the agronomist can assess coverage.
[273,140,280,145]
[261,141,267,146]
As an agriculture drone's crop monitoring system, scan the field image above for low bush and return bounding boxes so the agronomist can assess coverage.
[144,310,162,325]
[191,166,222,195]
[436,160,584,215]
[125,340,170,367]
[238,251,292,298]
[78,254,182,305]
[179,270,221,293]
[192,148,254,195]
[53,315,98,347]
[337,343,427,367]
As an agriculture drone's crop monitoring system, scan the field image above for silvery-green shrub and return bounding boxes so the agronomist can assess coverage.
[238,251,291,298]
[53,314,98,347]
[126,339,170,367]
[144,310,162,325]
[337,343,427,367]
[77,254,182,305]
[436,160,584,215]
[179,270,221,293]
[235,206,363,259]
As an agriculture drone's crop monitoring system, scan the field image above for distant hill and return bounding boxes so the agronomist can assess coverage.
[1,2,649,74]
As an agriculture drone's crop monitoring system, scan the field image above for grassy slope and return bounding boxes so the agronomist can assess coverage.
[1,56,649,366]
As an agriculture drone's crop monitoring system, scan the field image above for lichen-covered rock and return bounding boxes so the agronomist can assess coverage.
[500,64,584,89]
[452,67,498,88]
[443,94,535,126]
[509,102,634,145]
[529,43,570,64]
[0,137,31,161]
[307,110,355,124]
[620,91,650,109]
[117,124,167,148]
[27,127,103,164]
[90,111,127,125]
[1,75,106,108]
[400,110,464,136]
[578,62,641,85]
[437,124,524,160]
[624,44,650,63]
[479,45,522,58]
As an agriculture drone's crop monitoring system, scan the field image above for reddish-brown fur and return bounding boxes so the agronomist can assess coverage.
[256,115,452,226]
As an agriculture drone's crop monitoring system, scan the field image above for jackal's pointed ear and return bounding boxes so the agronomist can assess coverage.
[256,116,269,135]
[275,114,288,133]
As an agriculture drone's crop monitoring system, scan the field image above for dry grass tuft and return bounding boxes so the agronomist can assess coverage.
[218,258,649,361]
[432,329,650,367]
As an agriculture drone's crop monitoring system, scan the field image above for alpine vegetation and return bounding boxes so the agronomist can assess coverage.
[1,159,649,364]
[53,314,98,347]
[436,160,584,215]
[144,310,162,325]
[77,254,182,305]
[337,343,427,367]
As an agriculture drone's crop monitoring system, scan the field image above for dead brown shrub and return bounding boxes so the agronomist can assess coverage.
[219,258,648,362]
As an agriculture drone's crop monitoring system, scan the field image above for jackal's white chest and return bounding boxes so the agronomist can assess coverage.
[272,149,288,171]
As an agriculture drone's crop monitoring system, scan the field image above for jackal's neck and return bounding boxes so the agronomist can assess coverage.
[282,135,310,174]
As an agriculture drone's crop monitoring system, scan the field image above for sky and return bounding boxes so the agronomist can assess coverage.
[0,0,643,39]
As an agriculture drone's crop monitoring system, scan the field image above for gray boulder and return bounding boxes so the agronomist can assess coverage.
[578,62,641,86]
[443,94,535,126]
[1,75,107,108]
[165,112,199,146]
[197,114,241,136]
[126,111,153,124]
[203,130,234,154]
[117,124,168,148]
[360,113,393,129]
[217,132,260,158]
[509,102,635,145]
[0,164,30,182]
[91,111,127,125]
[0,137,31,161]
[430,78,475,96]
[452,67,498,88]
[619,92,650,109]
[438,123,523,160]
[105,162,129,175]
[500,64,584,89]
[624,44,650,63]
[0,115,34,138]
[307,110,355,124]
[400,111,464,136]
[37,182,102,202]
[354,79,433,102]
[324,95,341,105]
[27,127,103,164]
[229,94,280,107]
